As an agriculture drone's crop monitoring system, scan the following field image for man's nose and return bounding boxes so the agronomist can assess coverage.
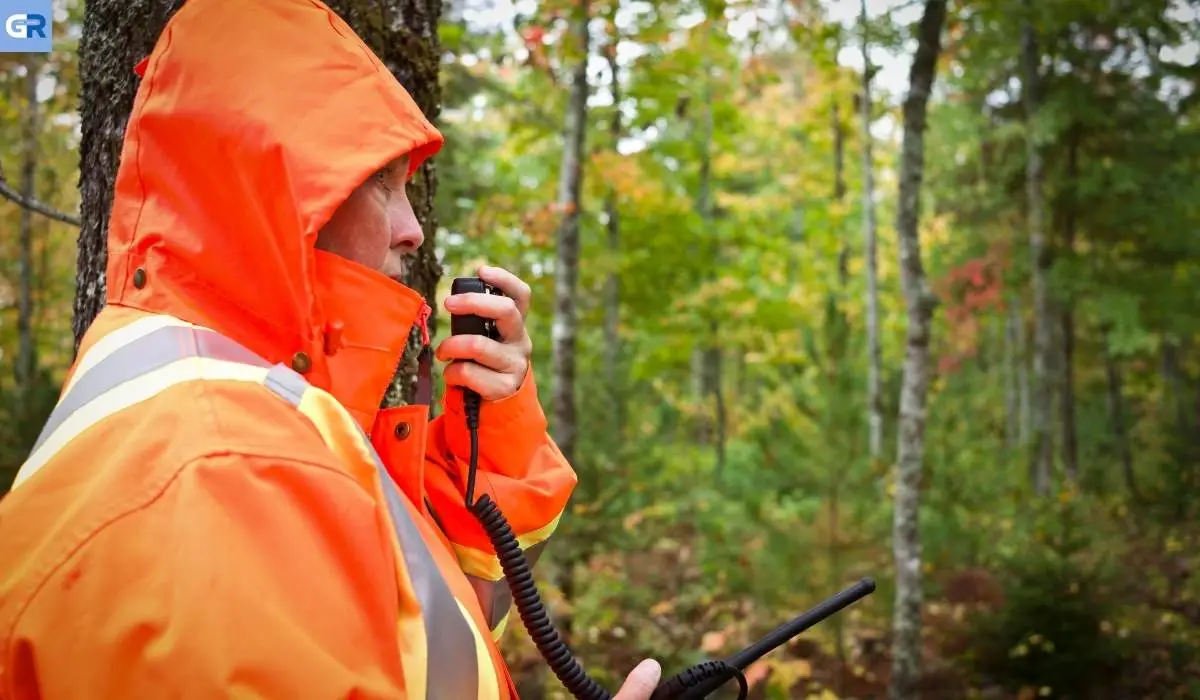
[390,197,424,252]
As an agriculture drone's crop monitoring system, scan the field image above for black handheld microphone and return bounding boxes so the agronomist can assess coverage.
[449,276,504,341]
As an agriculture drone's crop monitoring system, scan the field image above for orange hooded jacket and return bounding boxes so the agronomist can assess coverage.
[0,1,577,698]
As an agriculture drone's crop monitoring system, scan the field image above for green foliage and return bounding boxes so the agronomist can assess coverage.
[961,500,1130,698]
[1,0,1198,697]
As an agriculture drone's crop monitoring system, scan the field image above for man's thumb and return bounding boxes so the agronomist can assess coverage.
[614,659,662,700]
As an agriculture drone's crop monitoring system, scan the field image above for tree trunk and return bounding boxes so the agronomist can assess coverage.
[1022,10,1053,497]
[701,49,726,477]
[73,0,188,350]
[16,56,43,414]
[1104,335,1139,500]
[603,29,623,442]
[859,0,882,461]
[550,0,589,654]
[1059,125,1080,482]
[692,25,725,475]
[889,3,947,699]
[833,33,849,287]
[552,0,589,469]
[1005,300,1018,449]
[74,0,444,406]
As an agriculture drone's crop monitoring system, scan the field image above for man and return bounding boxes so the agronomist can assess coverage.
[0,0,659,698]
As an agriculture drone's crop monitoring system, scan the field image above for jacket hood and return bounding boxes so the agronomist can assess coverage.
[104,0,443,429]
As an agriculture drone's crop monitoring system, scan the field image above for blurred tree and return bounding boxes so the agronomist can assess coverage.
[890,1,948,698]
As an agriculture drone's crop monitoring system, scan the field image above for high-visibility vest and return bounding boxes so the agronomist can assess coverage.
[11,312,511,699]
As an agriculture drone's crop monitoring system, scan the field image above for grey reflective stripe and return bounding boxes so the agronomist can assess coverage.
[263,364,307,405]
[262,366,481,700]
[358,423,481,700]
[32,325,268,453]
[467,539,547,630]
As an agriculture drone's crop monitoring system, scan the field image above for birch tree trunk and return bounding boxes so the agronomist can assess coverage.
[889,3,947,698]
[552,0,589,469]
[859,0,882,461]
[1022,10,1054,497]
[15,57,43,414]
[74,0,444,407]
[548,0,589,658]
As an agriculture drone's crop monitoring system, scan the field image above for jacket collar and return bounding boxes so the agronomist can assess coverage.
[307,250,429,431]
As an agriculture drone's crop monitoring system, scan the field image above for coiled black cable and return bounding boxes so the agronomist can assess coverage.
[469,492,612,700]
[659,660,748,700]
[464,388,611,699]
[460,386,865,700]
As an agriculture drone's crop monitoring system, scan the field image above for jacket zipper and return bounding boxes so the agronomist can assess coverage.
[416,302,432,347]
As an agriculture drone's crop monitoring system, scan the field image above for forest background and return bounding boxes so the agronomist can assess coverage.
[1,0,1199,697]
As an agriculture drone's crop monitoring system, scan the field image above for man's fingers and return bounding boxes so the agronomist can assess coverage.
[444,291,526,343]
[613,659,662,700]
[436,335,526,374]
[442,360,525,401]
[477,265,531,318]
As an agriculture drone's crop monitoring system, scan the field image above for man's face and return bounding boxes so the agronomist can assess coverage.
[316,155,423,279]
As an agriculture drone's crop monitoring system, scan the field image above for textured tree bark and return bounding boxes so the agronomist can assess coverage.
[859,0,882,461]
[1023,9,1054,497]
[15,56,42,414]
[552,0,589,470]
[73,0,443,407]
[889,3,947,699]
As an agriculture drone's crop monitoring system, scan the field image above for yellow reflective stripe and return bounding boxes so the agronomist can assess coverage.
[457,599,501,700]
[294,389,382,488]
[491,610,512,641]
[394,615,428,700]
[64,314,202,395]
[453,508,564,581]
[14,357,268,490]
[292,388,431,698]
[291,383,484,699]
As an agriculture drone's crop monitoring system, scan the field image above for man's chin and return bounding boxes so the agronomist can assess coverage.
[383,259,412,285]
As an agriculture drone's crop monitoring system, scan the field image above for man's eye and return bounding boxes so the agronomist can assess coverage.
[376,169,394,192]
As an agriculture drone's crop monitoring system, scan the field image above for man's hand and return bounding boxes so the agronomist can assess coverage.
[438,265,534,401]
[615,659,662,700]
